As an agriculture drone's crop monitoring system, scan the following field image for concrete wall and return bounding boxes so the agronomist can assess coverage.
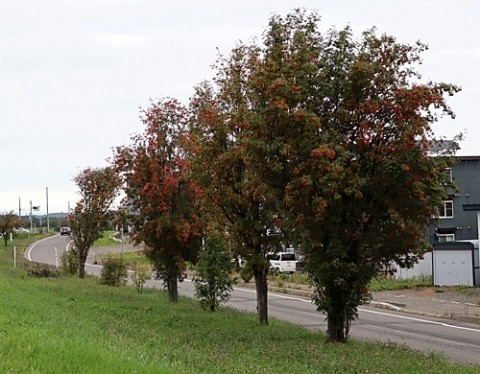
[393,252,432,280]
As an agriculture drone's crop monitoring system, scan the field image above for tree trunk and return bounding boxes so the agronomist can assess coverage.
[166,260,179,303]
[253,267,268,325]
[78,253,87,278]
[326,315,347,343]
[325,289,349,343]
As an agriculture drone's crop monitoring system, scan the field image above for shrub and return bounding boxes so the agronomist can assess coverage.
[131,263,152,293]
[61,248,79,275]
[194,232,234,311]
[100,256,128,287]
[239,264,253,283]
[25,263,59,278]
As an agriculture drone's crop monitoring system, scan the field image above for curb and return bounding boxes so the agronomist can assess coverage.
[368,300,404,312]
[368,300,480,325]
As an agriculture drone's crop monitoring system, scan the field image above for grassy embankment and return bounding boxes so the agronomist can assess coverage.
[1,234,477,373]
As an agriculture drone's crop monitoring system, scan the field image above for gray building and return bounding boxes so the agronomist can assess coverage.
[422,156,480,286]
[427,156,480,244]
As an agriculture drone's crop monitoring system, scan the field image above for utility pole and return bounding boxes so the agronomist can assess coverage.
[46,187,50,233]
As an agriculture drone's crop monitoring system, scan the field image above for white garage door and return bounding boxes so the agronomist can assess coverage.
[433,249,473,286]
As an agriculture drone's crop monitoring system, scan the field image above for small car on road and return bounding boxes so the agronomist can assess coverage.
[14,227,30,234]
[60,227,71,236]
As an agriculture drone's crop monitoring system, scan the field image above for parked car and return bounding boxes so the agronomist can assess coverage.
[14,227,30,234]
[60,227,71,236]
[266,252,297,274]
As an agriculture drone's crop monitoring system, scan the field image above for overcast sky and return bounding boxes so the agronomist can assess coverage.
[1,0,478,215]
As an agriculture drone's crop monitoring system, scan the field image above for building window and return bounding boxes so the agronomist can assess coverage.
[437,233,455,242]
[438,200,454,218]
[445,168,453,183]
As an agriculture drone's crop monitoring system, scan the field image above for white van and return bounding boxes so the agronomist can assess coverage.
[267,252,297,274]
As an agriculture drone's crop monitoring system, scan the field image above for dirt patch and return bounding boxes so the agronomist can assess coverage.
[401,287,436,298]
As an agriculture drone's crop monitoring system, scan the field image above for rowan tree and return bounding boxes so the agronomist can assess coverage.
[255,11,459,342]
[189,71,285,324]
[69,167,121,278]
[0,211,20,246]
[114,98,203,303]
[188,10,327,325]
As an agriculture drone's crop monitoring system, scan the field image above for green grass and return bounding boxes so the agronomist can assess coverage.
[266,271,432,295]
[96,251,151,268]
[1,239,476,373]
[368,276,433,292]
[91,230,120,247]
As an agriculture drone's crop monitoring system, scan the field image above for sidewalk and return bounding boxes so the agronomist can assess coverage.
[370,288,480,324]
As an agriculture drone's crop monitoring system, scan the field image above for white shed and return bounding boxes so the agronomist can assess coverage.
[433,242,475,287]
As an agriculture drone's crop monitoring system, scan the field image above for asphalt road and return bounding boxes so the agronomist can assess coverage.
[27,235,480,366]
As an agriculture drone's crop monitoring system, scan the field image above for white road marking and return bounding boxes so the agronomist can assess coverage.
[358,308,480,333]
[27,235,61,261]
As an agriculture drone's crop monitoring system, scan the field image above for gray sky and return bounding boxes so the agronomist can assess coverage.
[1,0,478,214]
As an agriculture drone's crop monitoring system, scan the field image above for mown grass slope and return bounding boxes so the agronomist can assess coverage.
[0,235,477,373]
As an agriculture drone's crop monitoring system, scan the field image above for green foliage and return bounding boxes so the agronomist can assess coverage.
[100,255,128,287]
[132,262,152,293]
[194,233,234,311]
[61,248,79,275]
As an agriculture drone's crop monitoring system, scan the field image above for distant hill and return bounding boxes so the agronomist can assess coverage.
[20,212,69,219]
[45,212,69,219]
